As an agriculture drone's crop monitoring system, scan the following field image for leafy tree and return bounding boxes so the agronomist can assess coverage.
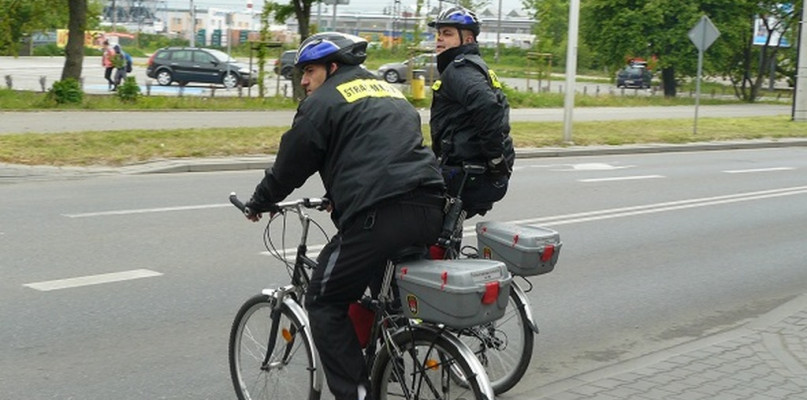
[580,0,802,100]
[522,0,566,54]
[710,0,803,102]
[62,0,88,81]
[0,0,68,56]
[266,0,314,39]
[582,0,704,97]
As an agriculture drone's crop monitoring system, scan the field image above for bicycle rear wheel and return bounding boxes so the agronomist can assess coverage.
[229,294,321,400]
[371,326,493,400]
[457,288,533,394]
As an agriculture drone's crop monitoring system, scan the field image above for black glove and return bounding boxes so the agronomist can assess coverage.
[244,193,278,218]
[488,155,512,177]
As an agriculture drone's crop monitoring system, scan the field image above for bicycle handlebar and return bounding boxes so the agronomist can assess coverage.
[229,192,330,216]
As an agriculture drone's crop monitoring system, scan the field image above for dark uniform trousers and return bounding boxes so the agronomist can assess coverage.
[305,190,443,400]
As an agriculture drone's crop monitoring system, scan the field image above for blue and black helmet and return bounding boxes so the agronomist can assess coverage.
[294,32,368,68]
[427,6,481,37]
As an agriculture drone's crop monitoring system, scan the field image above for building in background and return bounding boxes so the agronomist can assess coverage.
[98,0,533,49]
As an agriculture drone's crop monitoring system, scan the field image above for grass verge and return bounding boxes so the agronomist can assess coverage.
[1,116,803,167]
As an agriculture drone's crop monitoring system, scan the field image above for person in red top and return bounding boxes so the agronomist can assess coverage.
[102,40,116,91]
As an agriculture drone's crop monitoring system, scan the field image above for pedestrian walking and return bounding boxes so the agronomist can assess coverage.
[112,44,129,91]
[102,40,116,91]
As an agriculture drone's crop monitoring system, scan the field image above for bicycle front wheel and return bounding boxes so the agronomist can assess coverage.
[457,288,534,394]
[229,294,321,400]
[371,326,493,400]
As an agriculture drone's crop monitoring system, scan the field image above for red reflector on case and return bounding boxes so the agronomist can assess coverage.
[540,244,555,262]
[482,282,500,304]
[441,271,448,290]
[429,245,446,260]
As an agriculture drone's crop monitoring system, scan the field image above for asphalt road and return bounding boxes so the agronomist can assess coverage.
[2,148,806,399]
[0,104,793,135]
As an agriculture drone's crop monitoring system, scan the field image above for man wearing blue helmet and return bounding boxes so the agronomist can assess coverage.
[428,6,515,217]
[244,32,445,400]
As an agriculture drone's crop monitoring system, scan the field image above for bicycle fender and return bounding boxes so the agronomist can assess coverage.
[404,324,496,400]
[511,282,540,334]
[282,297,325,395]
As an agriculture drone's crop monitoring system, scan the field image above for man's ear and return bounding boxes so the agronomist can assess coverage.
[329,62,339,74]
[463,30,476,44]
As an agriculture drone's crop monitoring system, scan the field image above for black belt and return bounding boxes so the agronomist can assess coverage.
[395,187,447,209]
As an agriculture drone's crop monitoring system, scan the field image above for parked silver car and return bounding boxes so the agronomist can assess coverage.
[377,54,439,83]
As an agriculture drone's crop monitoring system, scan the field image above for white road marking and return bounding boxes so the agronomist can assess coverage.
[460,185,807,235]
[723,167,795,174]
[564,163,634,171]
[578,175,664,183]
[23,269,163,291]
[63,204,229,218]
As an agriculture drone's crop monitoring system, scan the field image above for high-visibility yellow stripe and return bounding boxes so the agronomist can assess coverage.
[489,69,502,89]
[336,79,407,103]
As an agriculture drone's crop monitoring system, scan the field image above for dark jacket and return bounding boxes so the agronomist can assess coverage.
[430,44,514,169]
[252,65,444,229]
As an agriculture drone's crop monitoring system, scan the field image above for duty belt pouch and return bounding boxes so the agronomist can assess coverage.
[441,165,508,213]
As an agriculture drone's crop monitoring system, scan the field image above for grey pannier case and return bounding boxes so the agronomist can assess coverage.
[395,259,512,329]
[476,221,562,276]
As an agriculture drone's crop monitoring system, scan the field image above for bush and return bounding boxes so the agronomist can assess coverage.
[32,43,64,57]
[46,78,83,104]
[117,76,141,103]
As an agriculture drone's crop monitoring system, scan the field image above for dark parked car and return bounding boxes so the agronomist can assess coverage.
[377,54,438,84]
[616,66,652,89]
[146,47,257,88]
[273,50,296,80]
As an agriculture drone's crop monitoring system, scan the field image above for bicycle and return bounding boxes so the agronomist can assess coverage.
[226,193,501,400]
[434,163,562,395]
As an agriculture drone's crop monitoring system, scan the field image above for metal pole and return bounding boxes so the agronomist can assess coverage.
[495,0,502,63]
[190,0,195,47]
[332,2,338,31]
[112,0,117,32]
[694,47,704,134]
[562,0,580,143]
[317,1,323,30]
[794,0,807,121]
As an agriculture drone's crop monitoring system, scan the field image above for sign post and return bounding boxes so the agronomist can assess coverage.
[688,15,720,134]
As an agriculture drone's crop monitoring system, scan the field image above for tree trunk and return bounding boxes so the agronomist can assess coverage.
[292,0,312,101]
[61,0,87,81]
[661,67,677,97]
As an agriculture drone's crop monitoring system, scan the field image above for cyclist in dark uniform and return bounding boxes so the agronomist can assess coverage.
[244,32,445,400]
[428,6,515,217]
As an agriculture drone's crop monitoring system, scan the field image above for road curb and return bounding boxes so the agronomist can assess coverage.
[2,139,806,178]
[135,139,807,174]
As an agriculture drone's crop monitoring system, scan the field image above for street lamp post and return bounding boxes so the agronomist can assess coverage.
[495,0,502,62]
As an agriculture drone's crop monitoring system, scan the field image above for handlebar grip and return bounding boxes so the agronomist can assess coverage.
[229,192,247,213]
[230,192,280,216]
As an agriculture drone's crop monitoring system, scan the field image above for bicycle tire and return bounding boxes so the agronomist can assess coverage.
[371,326,493,400]
[229,294,321,400]
[457,288,534,394]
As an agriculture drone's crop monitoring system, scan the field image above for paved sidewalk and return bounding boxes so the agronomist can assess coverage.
[506,293,807,400]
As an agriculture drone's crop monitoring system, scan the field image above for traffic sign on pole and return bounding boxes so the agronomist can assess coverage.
[688,15,720,52]
[688,15,720,134]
